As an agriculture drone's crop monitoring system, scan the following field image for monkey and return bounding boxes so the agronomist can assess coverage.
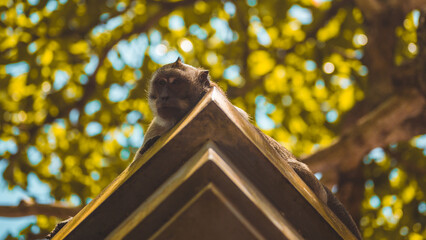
[47,58,361,239]
[132,58,362,239]
[132,58,212,158]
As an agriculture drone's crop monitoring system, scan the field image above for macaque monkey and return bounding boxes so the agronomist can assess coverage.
[134,58,362,239]
[47,58,361,239]
[132,57,213,158]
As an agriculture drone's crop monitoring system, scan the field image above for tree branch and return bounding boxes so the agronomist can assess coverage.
[395,0,426,16]
[303,89,426,173]
[340,2,407,131]
[353,0,383,20]
[383,146,426,175]
[0,200,82,218]
[417,9,426,97]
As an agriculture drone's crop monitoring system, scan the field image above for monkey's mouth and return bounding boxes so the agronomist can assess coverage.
[157,106,185,119]
[158,106,179,111]
[157,103,180,110]
[156,101,179,108]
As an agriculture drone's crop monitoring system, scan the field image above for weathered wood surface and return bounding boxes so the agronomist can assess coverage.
[150,185,261,240]
[53,88,356,240]
[108,142,300,240]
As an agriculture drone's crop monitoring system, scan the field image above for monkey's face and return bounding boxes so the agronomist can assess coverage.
[148,60,211,123]
[149,74,195,121]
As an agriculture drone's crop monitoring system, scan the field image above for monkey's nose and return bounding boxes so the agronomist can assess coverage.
[160,96,169,101]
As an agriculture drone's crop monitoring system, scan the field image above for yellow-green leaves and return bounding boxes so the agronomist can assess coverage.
[70,41,89,55]
[248,50,275,77]
[317,9,346,42]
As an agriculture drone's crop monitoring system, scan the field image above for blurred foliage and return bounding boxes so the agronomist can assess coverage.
[0,0,424,239]
[362,139,426,240]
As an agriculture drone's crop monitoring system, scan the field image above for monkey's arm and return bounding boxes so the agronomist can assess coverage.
[138,136,161,155]
[142,118,170,145]
[46,217,72,239]
[132,119,171,163]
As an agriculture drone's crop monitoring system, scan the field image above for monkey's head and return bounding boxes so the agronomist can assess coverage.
[148,58,212,124]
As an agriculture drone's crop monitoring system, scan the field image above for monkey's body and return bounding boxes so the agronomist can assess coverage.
[47,58,362,239]
[134,58,362,239]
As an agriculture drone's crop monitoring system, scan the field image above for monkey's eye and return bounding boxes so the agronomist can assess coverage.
[157,79,166,86]
[171,78,181,84]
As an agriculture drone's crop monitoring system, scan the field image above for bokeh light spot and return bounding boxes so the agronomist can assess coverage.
[180,39,193,52]
[85,100,102,115]
[70,194,81,206]
[108,84,129,102]
[189,24,208,40]
[353,34,368,46]
[53,70,70,90]
[224,2,236,16]
[28,0,39,5]
[85,55,99,75]
[282,95,292,106]
[91,171,100,181]
[314,172,322,180]
[418,201,426,214]
[305,60,317,71]
[46,0,58,12]
[326,110,338,123]
[400,226,409,236]
[168,15,185,30]
[27,146,42,165]
[120,149,130,160]
[288,5,312,25]
[369,195,381,209]
[365,179,374,189]
[323,62,335,74]
[6,61,29,77]
[49,154,62,175]
[86,122,103,136]
[408,43,417,54]
[69,109,80,125]
[389,168,399,181]
[255,96,276,130]
[127,111,142,124]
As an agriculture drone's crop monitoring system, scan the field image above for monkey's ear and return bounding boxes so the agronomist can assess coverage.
[199,70,211,87]
[172,57,183,68]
